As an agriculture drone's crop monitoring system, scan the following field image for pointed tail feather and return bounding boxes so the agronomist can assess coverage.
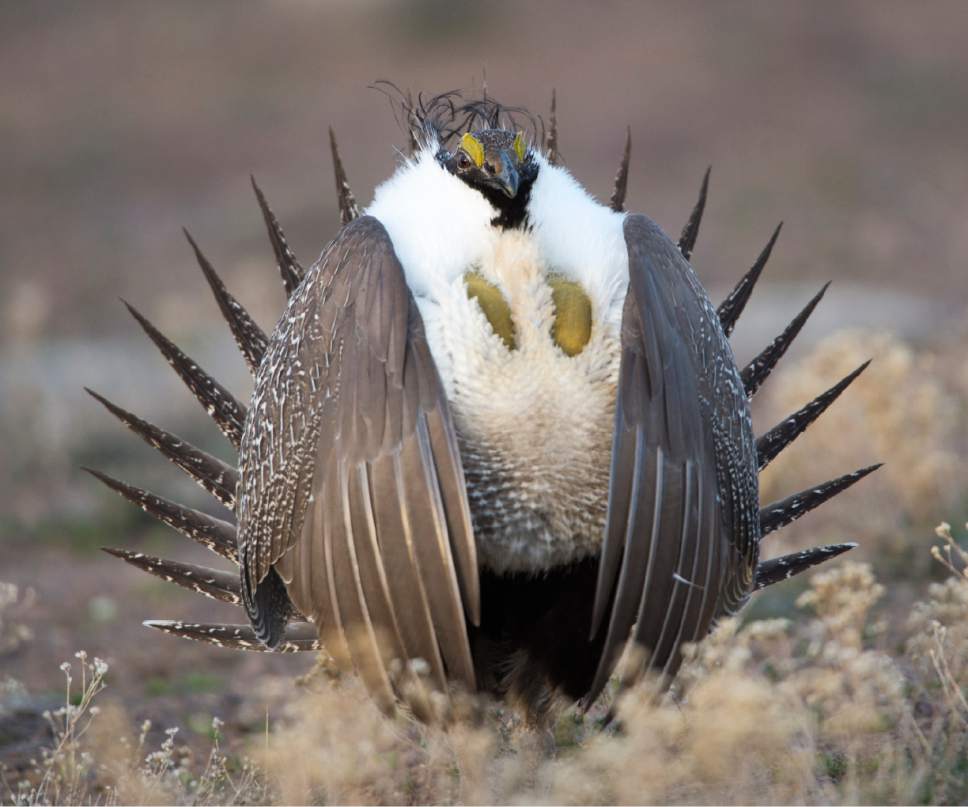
[144,620,319,652]
[742,283,829,398]
[609,127,631,213]
[717,222,783,338]
[760,464,882,537]
[85,388,238,507]
[83,468,238,561]
[545,89,561,165]
[102,548,241,605]
[122,300,246,449]
[406,109,420,156]
[329,128,361,226]
[678,166,710,261]
[251,176,305,296]
[756,360,870,471]
[183,229,268,376]
[754,543,857,590]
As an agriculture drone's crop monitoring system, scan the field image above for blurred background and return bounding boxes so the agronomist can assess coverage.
[2,0,967,770]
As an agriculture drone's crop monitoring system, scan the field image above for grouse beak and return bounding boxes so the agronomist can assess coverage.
[486,149,520,198]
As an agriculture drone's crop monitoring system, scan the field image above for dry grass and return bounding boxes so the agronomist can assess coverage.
[3,328,968,805]
[5,539,968,805]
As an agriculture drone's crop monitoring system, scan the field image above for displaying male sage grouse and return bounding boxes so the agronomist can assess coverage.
[87,91,880,716]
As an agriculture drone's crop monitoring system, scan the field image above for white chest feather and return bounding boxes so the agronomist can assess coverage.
[365,145,630,573]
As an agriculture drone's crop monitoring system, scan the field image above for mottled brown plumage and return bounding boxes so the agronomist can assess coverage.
[90,91,879,719]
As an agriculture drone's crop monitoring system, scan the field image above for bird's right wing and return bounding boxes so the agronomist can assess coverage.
[237,216,479,708]
[586,214,759,703]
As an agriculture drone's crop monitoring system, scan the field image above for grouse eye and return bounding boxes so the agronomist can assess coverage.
[457,152,471,170]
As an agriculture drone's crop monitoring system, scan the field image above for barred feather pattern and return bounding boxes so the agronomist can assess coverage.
[676,236,760,615]
[236,232,360,592]
[145,620,319,652]
[84,468,237,561]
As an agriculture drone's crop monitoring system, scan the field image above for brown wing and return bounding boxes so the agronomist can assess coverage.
[237,216,479,706]
[586,214,759,702]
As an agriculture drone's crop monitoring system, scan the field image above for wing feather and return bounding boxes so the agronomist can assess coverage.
[397,419,476,686]
[586,215,759,704]
[370,453,449,688]
[330,463,396,709]
[346,463,408,663]
[238,216,478,698]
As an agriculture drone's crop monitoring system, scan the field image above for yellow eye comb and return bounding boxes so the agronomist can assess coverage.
[513,132,527,162]
[460,133,485,168]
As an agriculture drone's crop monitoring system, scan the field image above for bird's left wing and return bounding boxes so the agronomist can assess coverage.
[586,214,759,703]
[237,216,480,707]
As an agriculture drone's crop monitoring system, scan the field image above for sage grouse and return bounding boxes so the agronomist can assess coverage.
[88,91,879,714]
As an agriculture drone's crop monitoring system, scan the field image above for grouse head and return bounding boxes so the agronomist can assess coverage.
[438,129,539,229]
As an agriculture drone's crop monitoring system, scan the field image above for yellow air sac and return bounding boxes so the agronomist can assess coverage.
[464,273,517,351]
[548,275,592,357]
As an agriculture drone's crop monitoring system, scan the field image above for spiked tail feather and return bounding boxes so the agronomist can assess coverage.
[717,222,783,337]
[83,468,237,561]
[102,548,241,605]
[756,360,870,471]
[251,176,305,296]
[742,283,829,398]
[144,620,319,652]
[609,127,631,213]
[759,464,882,537]
[545,89,561,165]
[122,300,246,449]
[184,229,268,376]
[85,388,238,507]
[754,543,857,590]
[329,128,360,226]
[406,111,420,156]
[678,166,710,261]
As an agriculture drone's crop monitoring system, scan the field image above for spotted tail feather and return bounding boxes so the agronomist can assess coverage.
[545,89,561,165]
[184,228,268,376]
[742,283,829,398]
[122,300,247,449]
[678,166,710,261]
[83,468,237,561]
[329,128,360,226]
[756,360,871,471]
[85,388,237,507]
[717,223,782,338]
[102,548,241,605]
[609,127,631,213]
[759,464,882,537]
[754,543,857,590]
[144,621,319,653]
[251,176,305,296]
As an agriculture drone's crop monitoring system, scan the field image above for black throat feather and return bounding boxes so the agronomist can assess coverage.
[437,152,540,230]
[480,163,539,230]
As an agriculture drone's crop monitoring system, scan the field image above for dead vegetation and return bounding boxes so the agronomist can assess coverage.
[3,328,967,805]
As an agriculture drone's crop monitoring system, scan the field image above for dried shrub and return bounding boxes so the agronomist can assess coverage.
[6,531,968,805]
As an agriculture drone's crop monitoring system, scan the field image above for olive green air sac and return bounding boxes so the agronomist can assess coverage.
[464,272,517,351]
[548,275,592,357]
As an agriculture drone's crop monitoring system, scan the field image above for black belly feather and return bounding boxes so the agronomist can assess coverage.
[473,557,606,707]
